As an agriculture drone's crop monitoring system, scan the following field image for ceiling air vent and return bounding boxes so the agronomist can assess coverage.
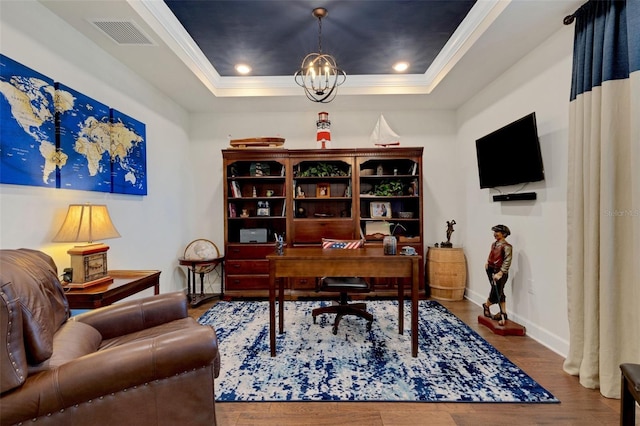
[90,19,156,46]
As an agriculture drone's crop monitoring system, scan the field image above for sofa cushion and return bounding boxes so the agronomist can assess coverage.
[28,320,102,375]
[99,317,198,351]
[0,249,69,364]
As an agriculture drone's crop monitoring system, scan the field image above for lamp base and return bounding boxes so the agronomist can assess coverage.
[67,243,111,284]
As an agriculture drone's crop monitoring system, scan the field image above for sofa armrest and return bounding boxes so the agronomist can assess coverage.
[0,324,219,424]
[71,292,188,340]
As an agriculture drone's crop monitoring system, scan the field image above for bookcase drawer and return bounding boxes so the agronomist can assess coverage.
[226,274,269,290]
[226,244,277,259]
[225,259,269,275]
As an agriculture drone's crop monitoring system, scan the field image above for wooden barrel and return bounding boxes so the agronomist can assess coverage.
[426,247,467,301]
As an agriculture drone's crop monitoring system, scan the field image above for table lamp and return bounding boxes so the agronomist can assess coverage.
[53,203,120,287]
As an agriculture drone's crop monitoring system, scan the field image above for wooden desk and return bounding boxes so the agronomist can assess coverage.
[65,270,161,309]
[267,247,422,357]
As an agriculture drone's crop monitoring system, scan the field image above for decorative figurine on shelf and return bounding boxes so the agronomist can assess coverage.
[275,233,284,256]
[482,224,512,326]
[241,209,249,218]
[316,112,331,149]
[440,219,456,248]
[296,186,305,198]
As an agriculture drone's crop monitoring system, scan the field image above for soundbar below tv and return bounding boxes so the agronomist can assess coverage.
[492,192,537,202]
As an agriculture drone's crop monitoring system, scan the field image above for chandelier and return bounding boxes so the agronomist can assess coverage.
[294,7,346,103]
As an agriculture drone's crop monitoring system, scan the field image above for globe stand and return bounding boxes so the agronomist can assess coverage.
[178,257,224,307]
[180,239,224,307]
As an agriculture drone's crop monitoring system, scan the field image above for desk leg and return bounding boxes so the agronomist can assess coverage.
[278,277,285,334]
[269,264,276,357]
[398,275,404,335]
[411,258,419,357]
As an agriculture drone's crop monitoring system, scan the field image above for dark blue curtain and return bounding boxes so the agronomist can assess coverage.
[570,0,640,100]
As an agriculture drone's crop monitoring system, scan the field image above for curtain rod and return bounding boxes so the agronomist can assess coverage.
[564,1,589,25]
[563,13,576,25]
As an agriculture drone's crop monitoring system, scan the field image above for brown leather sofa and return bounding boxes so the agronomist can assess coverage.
[0,249,220,426]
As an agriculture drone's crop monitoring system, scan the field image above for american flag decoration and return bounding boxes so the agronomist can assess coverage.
[322,238,365,249]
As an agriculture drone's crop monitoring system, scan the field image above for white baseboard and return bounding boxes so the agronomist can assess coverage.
[463,288,569,357]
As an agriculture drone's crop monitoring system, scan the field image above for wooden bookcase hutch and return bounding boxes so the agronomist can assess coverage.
[222,147,424,298]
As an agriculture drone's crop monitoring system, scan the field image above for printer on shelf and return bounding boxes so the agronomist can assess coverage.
[240,228,268,243]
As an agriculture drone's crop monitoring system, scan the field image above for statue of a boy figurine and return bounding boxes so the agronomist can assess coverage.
[482,224,512,326]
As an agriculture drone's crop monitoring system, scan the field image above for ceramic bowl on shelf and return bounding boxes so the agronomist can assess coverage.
[399,211,414,219]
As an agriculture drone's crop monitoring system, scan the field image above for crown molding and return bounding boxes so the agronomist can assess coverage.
[130,0,507,98]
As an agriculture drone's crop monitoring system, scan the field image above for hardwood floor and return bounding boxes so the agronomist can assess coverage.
[190,297,632,425]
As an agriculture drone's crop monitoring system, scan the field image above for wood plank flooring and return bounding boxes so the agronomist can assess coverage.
[190,298,633,425]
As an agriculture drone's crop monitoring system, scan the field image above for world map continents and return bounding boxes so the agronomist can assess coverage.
[0,54,147,195]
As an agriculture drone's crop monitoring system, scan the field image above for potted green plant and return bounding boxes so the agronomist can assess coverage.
[374,180,403,196]
[299,163,348,177]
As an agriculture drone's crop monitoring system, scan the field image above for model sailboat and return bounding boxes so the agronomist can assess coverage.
[369,115,400,147]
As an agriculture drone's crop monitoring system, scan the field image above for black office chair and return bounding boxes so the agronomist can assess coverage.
[312,276,373,335]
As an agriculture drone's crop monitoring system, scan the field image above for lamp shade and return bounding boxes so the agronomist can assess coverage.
[53,204,121,243]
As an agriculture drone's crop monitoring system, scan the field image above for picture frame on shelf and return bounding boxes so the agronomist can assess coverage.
[370,202,391,219]
[316,183,330,198]
[256,201,270,216]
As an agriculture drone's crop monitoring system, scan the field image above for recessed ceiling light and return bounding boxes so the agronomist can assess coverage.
[235,64,252,75]
[393,62,410,72]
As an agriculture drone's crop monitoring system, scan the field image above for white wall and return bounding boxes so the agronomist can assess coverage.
[0,1,193,294]
[456,27,574,355]
[188,109,460,253]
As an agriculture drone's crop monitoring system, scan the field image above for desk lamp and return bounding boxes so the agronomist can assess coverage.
[53,203,120,287]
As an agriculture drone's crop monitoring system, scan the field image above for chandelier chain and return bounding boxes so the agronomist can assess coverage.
[317,16,323,53]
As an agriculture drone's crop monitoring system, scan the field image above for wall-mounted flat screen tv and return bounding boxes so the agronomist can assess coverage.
[475,112,545,189]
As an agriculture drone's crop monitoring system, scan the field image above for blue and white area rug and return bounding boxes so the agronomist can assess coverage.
[198,300,558,403]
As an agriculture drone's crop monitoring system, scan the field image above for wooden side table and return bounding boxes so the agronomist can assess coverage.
[64,270,161,309]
